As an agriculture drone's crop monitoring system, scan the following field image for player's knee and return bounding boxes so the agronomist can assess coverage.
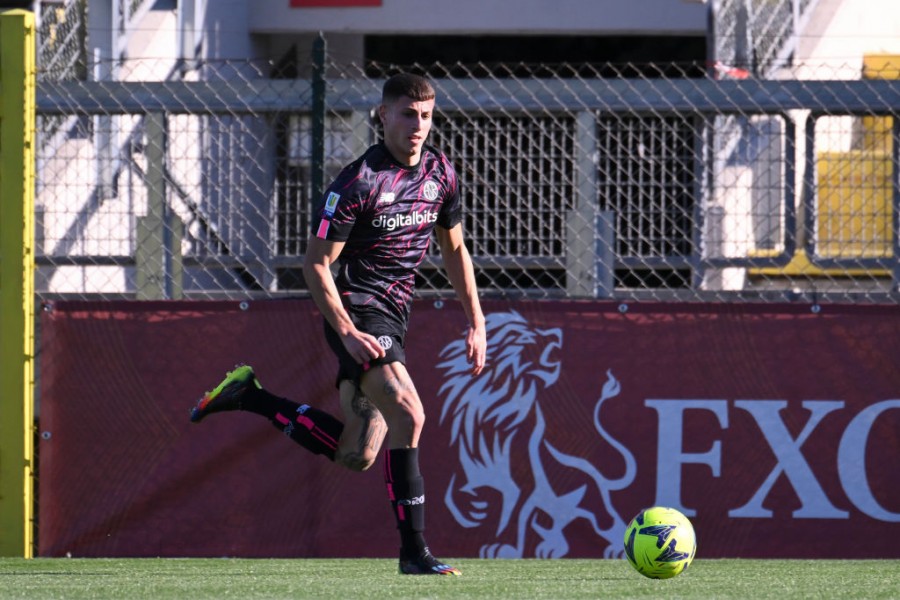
[392,402,425,438]
[412,406,425,432]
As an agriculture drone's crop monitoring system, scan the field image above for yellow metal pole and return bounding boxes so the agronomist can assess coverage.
[0,8,36,558]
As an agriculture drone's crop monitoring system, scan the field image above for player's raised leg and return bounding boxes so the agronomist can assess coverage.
[190,365,344,460]
[361,361,461,576]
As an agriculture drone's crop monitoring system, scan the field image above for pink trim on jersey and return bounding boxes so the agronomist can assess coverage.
[275,413,290,425]
[316,220,330,238]
[364,281,399,306]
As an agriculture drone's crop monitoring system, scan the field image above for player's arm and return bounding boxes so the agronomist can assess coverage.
[436,223,486,375]
[302,235,385,364]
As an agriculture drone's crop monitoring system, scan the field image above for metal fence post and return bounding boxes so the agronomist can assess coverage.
[311,33,326,204]
[136,112,182,299]
[568,110,598,297]
[802,112,816,260]
[89,0,118,200]
[893,117,900,290]
[0,8,36,558]
[595,211,616,299]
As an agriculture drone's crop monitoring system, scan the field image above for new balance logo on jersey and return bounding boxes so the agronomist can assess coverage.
[372,210,438,231]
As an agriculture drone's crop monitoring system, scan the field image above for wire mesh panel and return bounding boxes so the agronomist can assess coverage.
[34,55,900,303]
[815,146,892,260]
[712,0,814,76]
[272,111,373,289]
[430,113,577,292]
[596,115,696,289]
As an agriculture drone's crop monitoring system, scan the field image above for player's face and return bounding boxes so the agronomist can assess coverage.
[379,95,435,166]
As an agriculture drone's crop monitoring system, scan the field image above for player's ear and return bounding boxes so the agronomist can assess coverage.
[377,103,387,125]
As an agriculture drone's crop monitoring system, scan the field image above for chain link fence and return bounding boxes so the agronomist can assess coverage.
[34,43,900,303]
[711,0,819,77]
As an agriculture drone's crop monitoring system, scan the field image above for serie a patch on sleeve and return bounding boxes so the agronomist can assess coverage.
[317,192,341,238]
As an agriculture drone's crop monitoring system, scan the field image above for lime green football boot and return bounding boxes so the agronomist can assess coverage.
[190,365,261,423]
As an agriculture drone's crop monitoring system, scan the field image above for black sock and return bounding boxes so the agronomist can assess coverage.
[384,447,427,558]
[243,387,344,461]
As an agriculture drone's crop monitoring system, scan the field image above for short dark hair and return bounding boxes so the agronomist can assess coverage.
[382,73,435,103]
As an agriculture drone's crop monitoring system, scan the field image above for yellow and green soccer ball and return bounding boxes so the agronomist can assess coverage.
[624,506,697,579]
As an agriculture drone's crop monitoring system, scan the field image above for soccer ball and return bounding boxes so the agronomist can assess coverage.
[624,506,697,579]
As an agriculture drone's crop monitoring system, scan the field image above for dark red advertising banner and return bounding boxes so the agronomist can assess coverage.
[38,300,900,558]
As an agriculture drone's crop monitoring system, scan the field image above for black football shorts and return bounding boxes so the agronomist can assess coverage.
[322,313,407,388]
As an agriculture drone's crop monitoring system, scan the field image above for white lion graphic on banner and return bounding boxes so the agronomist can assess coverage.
[437,310,636,558]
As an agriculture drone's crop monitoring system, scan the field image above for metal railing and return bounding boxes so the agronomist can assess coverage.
[34,55,900,303]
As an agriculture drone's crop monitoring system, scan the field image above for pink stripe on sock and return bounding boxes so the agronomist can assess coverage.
[275,413,290,425]
[310,428,337,450]
[383,448,392,482]
[296,415,338,450]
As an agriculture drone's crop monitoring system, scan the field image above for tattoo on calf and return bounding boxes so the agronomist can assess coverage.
[354,395,386,451]
[340,393,387,471]
[351,394,377,418]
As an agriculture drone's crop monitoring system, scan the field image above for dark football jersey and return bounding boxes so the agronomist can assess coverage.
[311,142,462,329]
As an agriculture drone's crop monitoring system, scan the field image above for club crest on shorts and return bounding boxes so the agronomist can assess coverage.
[377,335,393,350]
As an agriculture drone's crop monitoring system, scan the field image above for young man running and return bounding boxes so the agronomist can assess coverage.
[191,73,487,575]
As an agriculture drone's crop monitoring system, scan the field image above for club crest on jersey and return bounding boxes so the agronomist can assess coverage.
[378,192,396,204]
[423,180,439,201]
[324,192,341,216]
[377,335,393,350]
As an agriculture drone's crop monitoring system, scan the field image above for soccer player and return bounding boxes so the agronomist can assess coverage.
[190,73,487,576]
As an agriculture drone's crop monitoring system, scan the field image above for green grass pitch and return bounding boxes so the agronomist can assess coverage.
[0,558,897,599]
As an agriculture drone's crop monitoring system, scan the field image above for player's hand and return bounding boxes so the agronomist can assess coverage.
[466,322,487,376]
[342,330,386,364]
